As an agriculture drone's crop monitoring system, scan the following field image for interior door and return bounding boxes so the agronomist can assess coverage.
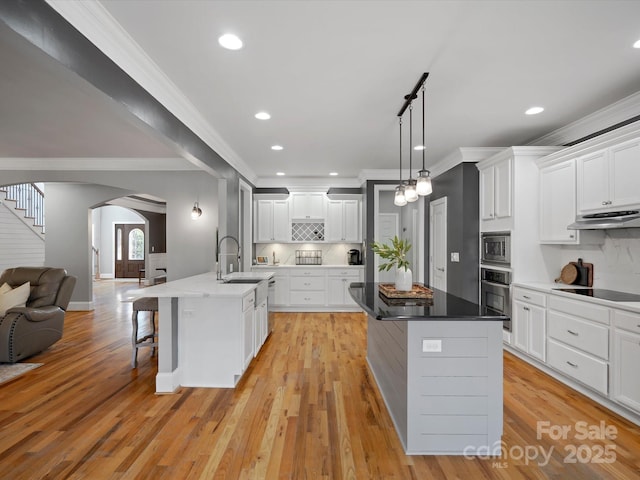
[430,197,447,291]
[115,224,145,278]
[376,213,399,283]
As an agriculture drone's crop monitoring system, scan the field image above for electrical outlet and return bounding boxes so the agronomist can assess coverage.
[422,339,442,352]
[450,252,460,262]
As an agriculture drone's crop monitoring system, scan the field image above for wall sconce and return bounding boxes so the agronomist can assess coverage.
[191,202,202,219]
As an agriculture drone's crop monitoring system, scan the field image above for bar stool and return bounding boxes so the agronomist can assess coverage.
[131,297,158,368]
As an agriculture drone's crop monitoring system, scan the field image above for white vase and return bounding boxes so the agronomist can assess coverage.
[395,267,413,292]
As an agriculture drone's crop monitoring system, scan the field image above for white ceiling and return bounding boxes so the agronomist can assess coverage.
[2,1,640,183]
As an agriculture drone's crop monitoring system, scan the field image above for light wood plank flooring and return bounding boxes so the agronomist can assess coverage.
[0,280,639,479]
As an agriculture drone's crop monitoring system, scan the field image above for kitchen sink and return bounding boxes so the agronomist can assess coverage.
[222,278,263,284]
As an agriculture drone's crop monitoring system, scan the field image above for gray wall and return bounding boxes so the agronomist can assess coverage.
[2,170,219,306]
[428,163,480,303]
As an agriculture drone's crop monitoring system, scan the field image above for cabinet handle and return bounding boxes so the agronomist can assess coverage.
[566,361,578,368]
[304,282,311,286]
[569,234,575,238]
[523,306,529,311]
[523,295,530,299]
[567,329,579,336]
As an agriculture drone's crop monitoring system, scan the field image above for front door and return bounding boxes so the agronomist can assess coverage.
[115,224,145,278]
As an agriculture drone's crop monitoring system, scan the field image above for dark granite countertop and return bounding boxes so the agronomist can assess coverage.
[349,282,508,321]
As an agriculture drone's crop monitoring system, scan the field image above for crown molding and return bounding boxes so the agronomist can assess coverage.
[0,157,200,171]
[255,176,363,190]
[529,91,640,147]
[45,0,256,184]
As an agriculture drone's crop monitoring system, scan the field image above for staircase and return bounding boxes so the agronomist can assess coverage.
[0,183,45,237]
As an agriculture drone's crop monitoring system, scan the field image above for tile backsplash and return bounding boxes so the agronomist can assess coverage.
[254,243,362,266]
[553,229,640,293]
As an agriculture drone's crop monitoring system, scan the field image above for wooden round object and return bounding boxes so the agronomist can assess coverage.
[558,263,578,284]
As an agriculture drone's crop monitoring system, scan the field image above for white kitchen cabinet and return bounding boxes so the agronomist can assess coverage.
[290,193,325,219]
[242,293,255,369]
[325,199,361,242]
[254,299,268,355]
[577,137,640,214]
[289,269,326,306]
[539,159,579,244]
[479,156,511,222]
[327,269,362,307]
[612,309,640,413]
[512,287,546,361]
[255,199,289,242]
[273,272,290,306]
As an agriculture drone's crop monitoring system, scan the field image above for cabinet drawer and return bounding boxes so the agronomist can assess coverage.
[290,291,326,305]
[513,287,546,307]
[289,276,325,290]
[242,293,255,311]
[613,309,640,335]
[291,268,325,277]
[547,310,609,359]
[547,339,608,395]
[327,269,361,278]
[548,295,610,325]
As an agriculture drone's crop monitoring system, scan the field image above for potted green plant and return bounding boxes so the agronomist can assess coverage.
[370,235,413,291]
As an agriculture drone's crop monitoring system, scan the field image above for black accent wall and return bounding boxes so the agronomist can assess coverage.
[428,163,480,303]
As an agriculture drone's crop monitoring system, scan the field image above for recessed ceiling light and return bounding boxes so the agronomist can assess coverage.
[525,106,544,115]
[255,111,271,120]
[634,39,640,48]
[276,172,285,176]
[414,145,426,151]
[218,33,243,50]
[329,172,338,176]
[271,145,283,151]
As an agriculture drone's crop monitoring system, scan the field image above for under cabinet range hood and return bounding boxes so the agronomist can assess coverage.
[568,210,640,230]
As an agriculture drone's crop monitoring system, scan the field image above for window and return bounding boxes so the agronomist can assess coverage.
[128,228,144,261]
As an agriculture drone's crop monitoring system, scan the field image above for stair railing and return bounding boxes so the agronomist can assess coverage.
[2,183,45,233]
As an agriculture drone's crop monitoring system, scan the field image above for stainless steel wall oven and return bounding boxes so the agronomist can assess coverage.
[481,232,511,266]
[480,267,511,331]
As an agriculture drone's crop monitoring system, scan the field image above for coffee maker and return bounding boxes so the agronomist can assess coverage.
[348,249,361,265]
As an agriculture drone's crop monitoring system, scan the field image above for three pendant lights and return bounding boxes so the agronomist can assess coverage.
[394,72,432,207]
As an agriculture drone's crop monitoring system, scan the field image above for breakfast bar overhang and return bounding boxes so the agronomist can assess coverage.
[349,283,507,455]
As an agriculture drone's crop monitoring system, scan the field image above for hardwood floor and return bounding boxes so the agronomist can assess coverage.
[0,280,639,479]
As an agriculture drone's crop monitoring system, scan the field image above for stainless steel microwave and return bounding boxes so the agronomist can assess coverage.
[481,232,511,266]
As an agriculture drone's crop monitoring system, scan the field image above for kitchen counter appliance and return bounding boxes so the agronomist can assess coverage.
[348,249,361,265]
[481,267,512,331]
[481,232,510,266]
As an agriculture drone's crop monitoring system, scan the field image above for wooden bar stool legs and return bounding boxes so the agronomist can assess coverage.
[131,297,158,368]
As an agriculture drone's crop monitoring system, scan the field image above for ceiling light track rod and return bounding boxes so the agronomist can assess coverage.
[397,72,429,117]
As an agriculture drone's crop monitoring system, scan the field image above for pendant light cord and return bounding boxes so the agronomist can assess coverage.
[409,104,413,179]
[399,117,403,183]
[422,85,425,170]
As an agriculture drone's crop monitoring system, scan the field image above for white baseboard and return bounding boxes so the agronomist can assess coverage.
[98,273,114,279]
[67,301,93,311]
[156,370,181,394]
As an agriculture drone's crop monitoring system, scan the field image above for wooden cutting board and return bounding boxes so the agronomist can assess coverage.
[570,260,594,287]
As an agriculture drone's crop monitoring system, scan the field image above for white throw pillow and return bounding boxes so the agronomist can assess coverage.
[0,283,11,295]
[0,282,31,316]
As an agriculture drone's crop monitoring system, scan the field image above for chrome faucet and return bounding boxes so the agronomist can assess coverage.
[217,235,241,279]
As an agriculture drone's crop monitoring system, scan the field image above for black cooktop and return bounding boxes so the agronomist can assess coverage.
[554,288,640,302]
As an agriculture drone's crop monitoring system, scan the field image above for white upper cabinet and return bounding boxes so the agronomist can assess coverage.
[325,199,361,242]
[577,137,640,214]
[290,193,325,219]
[539,159,578,244]
[480,156,511,223]
[255,199,289,242]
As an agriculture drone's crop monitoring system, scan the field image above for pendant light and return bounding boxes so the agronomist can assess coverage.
[394,117,407,206]
[404,103,418,203]
[416,84,433,196]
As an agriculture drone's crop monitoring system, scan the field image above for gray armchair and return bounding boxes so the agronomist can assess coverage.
[0,267,76,363]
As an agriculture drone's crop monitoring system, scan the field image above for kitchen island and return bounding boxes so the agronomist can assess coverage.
[129,271,274,393]
[349,283,507,455]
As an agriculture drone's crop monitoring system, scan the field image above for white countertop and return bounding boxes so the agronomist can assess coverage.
[128,271,275,299]
[513,281,640,313]
[252,264,364,268]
